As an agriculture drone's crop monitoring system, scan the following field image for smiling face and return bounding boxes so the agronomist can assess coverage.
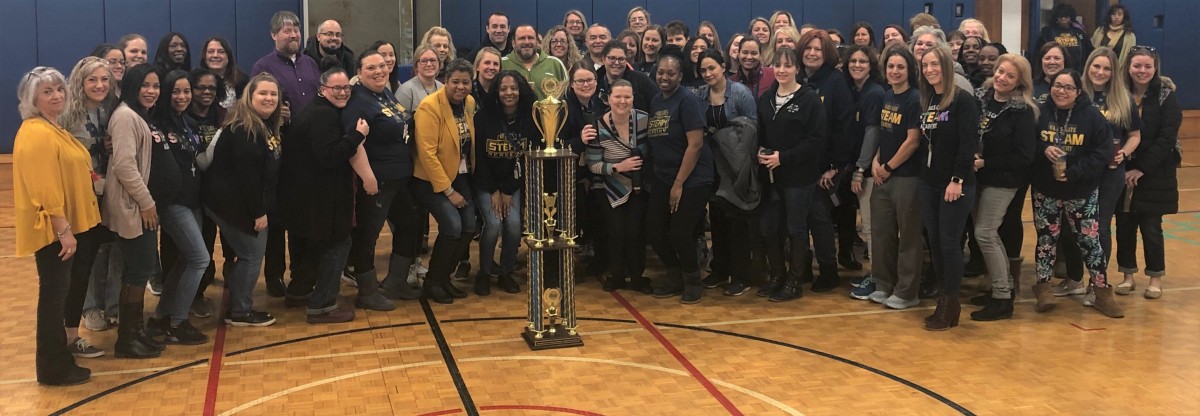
[854,27,871,46]
[168,35,188,64]
[476,51,500,84]
[571,67,597,98]
[587,27,610,56]
[727,35,743,59]
[739,41,761,70]
[358,54,388,92]
[193,74,217,108]
[961,38,982,64]
[170,77,191,113]
[487,15,509,46]
[1088,55,1112,89]
[621,35,639,58]
[103,49,126,82]
[605,47,628,79]
[801,38,824,71]
[416,49,440,79]
[321,72,352,108]
[628,10,648,33]
[885,55,909,89]
[921,51,942,88]
[846,50,871,83]
[751,21,771,43]
[699,56,725,87]
[608,84,634,115]
[775,31,796,51]
[913,34,938,57]
[642,29,662,57]
[1128,55,1156,88]
[565,13,585,36]
[655,58,681,93]
[138,72,160,111]
[318,20,343,50]
[250,80,279,118]
[445,70,472,104]
[1041,47,1064,80]
[204,40,228,72]
[272,23,302,55]
[992,60,1017,95]
[378,44,397,72]
[978,46,1000,77]
[773,14,791,30]
[124,38,148,66]
[83,66,111,105]
[883,28,903,45]
[773,54,797,85]
[514,26,539,62]
[690,38,709,63]
[550,31,570,59]
[429,35,451,61]
[498,75,520,111]
[35,80,67,118]
[1050,73,1079,109]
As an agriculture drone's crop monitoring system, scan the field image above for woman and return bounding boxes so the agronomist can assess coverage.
[959,18,991,42]
[562,64,609,273]
[472,47,502,104]
[638,25,665,74]
[1115,47,1180,300]
[693,49,758,296]
[14,66,105,385]
[103,64,168,356]
[1036,3,1090,72]
[645,51,714,304]
[342,51,421,309]
[749,18,772,45]
[770,10,796,32]
[420,27,457,83]
[617,30,643,70]
[412,59,477,304]
[843,45,886,299]
[1092,5,1136,65]
[697,22,721,54]
[1029,70,1122,318]
[725,34,745,75]
[186,67,228,318]
[852,22,876,49]
[564,10,588,51]
[119,34,149,67]
[279,68,369,323]
[153,32,191,73]
[947,31,967,61]
[683,36,711,88]
[797,29,855,291]
[91,44,126,86]
[967,54,1039,321]
[544,26,583,72]
[882,25,909,46]
[1034,42,1072,103]
[960,36,985,85]
[916,46,980,330]
[768,26,801,64]
[201,73,283,327]
[627,7,650,35]
[754,48,827,302]
[358,40,401,92]
[397,45,443,120]
[200,36,248,108]
[473,71,537,296]
[976,43,1004,82]
[139,69,209,344]
[730,38,774,99]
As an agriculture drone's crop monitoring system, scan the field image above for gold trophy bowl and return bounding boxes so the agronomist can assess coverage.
[533,78,568,154]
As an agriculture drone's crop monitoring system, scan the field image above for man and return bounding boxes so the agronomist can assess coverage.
[581,25,611,71]
[304,19,356,74]
[250,10,320,298]
[594,40,656,113]
[501,25,568,100]
[665,21,689,47]
[473,12,513,61]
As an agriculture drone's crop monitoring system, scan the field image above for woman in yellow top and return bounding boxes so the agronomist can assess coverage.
[412,59,477,304]
[13,66,103,386]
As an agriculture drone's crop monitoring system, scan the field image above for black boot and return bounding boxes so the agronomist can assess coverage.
[653,268,684,298]
[474,272,492,296]
[114,285,162,359]
[769,273,803,302]
[423,235,463,303]
[756,273,783,297]
[680,271,704,304]
[811,262,841,293]
[444,236,473,298]
[629,275,653,294]
[969,293,990,306]
[970,296,1014,321]
[1009,257,1023,298]
[265,275,286,298]
[380,254,421,300]
[496,273,521,293]
[354,270,396,311]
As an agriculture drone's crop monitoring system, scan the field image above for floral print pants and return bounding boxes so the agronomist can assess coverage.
[1032,189,1108,288]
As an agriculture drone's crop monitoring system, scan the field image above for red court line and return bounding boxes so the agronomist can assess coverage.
[203,288,231,416]
[416,410,463,416]
[610,292,744,415]
[480,405,605,415]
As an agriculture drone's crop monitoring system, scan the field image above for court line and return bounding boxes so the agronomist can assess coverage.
[217,361,444,416]
[203,288,231,416]
[48,359,210,416]
[612,292,744,416]
[420,298,479,416]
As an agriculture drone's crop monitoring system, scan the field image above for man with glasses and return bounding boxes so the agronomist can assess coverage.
[595,40,656,112]
[473,12,513,62]
[304,19,356,74]
[501,25,568,100]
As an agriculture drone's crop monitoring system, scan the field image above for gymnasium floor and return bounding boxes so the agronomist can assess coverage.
[1,154,1198,415]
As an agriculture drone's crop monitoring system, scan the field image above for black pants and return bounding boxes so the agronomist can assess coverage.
[602,192,647,279]
[998,183,1029,258]
[349,179,421,274]
[36,228,104,382]
[62,227,107,328]
[646,180,714,274]
[1116,210,1166,276]
[710,201,752,283]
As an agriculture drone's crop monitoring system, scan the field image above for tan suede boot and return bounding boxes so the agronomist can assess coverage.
[1032,281,1057,313]
[1092,286,1125,318]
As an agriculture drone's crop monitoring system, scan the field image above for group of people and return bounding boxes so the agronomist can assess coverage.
[14,4,1181,387]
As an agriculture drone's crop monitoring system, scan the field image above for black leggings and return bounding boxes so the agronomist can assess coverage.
[646,180,714,274]
[62,227,108,328]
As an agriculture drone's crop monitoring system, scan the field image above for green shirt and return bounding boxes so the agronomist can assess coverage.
[500,53,568,101]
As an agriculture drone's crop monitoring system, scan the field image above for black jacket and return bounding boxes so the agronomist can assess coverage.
[802,65,856,170]
[1032,96,1112,200]
[1127,78,1182,215]
[919,90,980,187]
[474,109,540,195]
[279,96,364,241]
[201,124,278,235]
[598,69,658,113]
[757,83,829,188]
[974,88,1037,188]
[303,37,356,74]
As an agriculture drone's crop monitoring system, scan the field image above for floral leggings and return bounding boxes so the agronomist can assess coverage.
[1032,189,1108,288]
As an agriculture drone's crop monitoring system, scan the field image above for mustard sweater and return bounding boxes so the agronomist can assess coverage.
[13,117,102,255]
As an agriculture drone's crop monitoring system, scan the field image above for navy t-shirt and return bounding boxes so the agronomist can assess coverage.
[647,88,713,188]
[1092,91,1143,150]
[878,87,923,177]
[343,84,412,181]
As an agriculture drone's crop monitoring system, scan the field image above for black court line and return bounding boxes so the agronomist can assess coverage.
[50,359,209,416]
[420,299,479,416]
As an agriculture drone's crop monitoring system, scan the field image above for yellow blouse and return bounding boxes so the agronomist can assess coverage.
[13,117,102,256]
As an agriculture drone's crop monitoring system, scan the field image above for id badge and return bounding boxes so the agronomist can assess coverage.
[459,158,468,174]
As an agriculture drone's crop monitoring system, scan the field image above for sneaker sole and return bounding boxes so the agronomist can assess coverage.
[850,291,873,300]
[224,318,277,327]
[165,337,208,346]
[72,351,105,359]
[190,310,213,318]
[723,288,749,297]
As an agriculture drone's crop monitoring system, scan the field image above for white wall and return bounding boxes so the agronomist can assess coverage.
[1001,0,1025,54]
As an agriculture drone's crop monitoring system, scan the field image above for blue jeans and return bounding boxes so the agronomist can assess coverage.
[118,228,159,286]
[299,237,352,314]
[474,188,522,276]
[918,181,975,295]
[83,241,122,317]
[205,208,268,315]
[156,205,210,325]
[412,176,478,240]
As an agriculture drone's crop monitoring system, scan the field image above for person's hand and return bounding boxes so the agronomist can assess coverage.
[1044,145,1065,161]
[669,184,683,213]
[615,156,643,173]
[254,215,268,232]
[872,159,889,185]
[140,207,158,231]
[974,155,985,171]
[851,174,864,194]
[356,118,370,136]
[757,150,780,168]
[944,182,964,202]
[491,191,508,218]
[363,177,379,195]
[280,102,292,122]
[447,190,468,209]
[581,125,597,144]
[1113,150,1126,165]
[1125,169,1144,187]
[819,169,838,190]
[58,233,78,260]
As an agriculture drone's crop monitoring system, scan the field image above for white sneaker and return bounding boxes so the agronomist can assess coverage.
[1052,279,1085,297]
[884,295,920,309]
[1082,286,1096,306]
[82,309,109,332]
[408,259,427,286]
[868,290,889,304]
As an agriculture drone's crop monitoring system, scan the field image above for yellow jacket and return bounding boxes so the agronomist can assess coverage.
[13,117,102,256]
[413,88,476,193]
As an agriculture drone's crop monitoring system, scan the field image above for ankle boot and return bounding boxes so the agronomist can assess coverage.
[970,296,1014,321]
[769,273,803,302]
[353,270,396,311]
[114,286,161,359]
[1008,257,1023,298]
[969,292,991,306]
[474,272,492,296]
[681,271,704,304]
[924,295,960,330]
[811,262,841,293]
[424,235,462,301]
[756,273,784,297]
[1091,285,1125,318]
[380,255,421,300]
[1032,281,1057,313]
[653,268,684,298]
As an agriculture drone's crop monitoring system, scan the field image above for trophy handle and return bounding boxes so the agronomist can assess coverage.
[532,102,544,142]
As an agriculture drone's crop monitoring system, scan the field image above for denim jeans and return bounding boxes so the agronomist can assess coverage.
[348,179,421,274]
[474,188,523,276]
[973,186,1018,299]
[918,181,975,296]
[1116,210,1166,277]
[412,176,478,240]
[205,208,268,315]
[82,241,122,317]
[870,176,923,299]
[118,227,159,286]
[298,237,352,313]
[156,204,211,325]
[760,183,816,277]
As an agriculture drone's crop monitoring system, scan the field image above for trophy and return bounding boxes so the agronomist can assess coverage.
[522,74,583,350]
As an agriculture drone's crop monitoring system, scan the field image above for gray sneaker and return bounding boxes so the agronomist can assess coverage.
[884,295,920,310]
[1052,279,1085,297]
[82,308,109,332]
[69,337,105,358]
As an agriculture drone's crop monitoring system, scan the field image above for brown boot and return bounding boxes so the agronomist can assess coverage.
[1092,286,1125,318]
[1032,281,1057,313]
[924,295,960,331]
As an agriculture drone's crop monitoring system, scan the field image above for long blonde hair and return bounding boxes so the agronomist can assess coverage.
[1082,47,1133,129]
[223,73,282,144]
[543,25,582,69]
[919,45,958,109]
[61,57,118,132]
[983,54,1040,119]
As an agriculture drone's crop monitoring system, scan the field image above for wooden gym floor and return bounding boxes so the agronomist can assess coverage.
[1,133,1198,415]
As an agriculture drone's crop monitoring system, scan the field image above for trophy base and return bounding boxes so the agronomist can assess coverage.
[522,326,584,351]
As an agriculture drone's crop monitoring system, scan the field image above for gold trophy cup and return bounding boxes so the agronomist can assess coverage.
[532,78,568,153]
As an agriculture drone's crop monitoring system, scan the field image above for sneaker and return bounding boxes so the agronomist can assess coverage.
[307,307,355,324]
[341,269,358,288]
[850,276,877,300]
[453,261,472,282]
[1052,279,1085,297]
[146,277,163,296]
[68,337,105,358]
[408,259,428,286]
[723,281,749,297]
[883,295,920,310]
[164,321,208,345]
[1082,286,1096,307]
[190,298,214,318]
[82,308,109,331]
[144,316,169,339]
[702,273,730,289]
[867,290,889,304]
[225,310,276,327]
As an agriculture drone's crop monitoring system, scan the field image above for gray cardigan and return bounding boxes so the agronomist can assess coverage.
[103,103,155,239]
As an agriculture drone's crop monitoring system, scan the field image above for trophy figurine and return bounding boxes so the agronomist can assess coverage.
[533,78,568,154]
[542,192,558,245]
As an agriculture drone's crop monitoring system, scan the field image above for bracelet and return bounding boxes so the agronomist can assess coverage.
[883,163,894,173]
[55,223,72,238]
[852,171,864,182]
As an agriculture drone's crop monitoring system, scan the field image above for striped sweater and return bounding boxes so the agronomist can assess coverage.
[585,110,650,207]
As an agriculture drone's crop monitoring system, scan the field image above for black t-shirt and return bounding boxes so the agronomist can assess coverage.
[343,84,412,181]
[878,87,922,177]
[1092,91,1143,150]
[647,88,713,188]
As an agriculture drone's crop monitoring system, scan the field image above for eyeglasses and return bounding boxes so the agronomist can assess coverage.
[606,55,627,63]
[1051,83,1078,92]
[106,59,126,67]
[320,31,344,38]
[417,58,440,65]
[322,84,353,93]
[550,39,568,45]
[572,78,596,85]
[1131,45,1157,54]
[193,85,217,92]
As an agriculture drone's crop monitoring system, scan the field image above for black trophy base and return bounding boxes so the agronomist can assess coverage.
[522,326,584,350]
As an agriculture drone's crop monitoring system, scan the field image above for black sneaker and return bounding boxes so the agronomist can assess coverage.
[144,316,169,339]
[723,281,749,297]
[702,273,730,289]
[164,321,209,345]
[680,285,704,304]
[453,261,472,282]
[225,310,276,327]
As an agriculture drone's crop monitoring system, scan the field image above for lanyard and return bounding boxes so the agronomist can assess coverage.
[1054,107,1073,147]
[607,111,637,149]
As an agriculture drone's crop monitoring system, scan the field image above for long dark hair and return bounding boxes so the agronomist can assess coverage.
[841,45,882,86]
[880,43,919,89]
[152,69,192,133]
[120,64,160,117]
[200,36,247,92]
[484,70,536,117]
[1104,4,1134,32]
[153,32,191,72]
[852,22,876,49]
[365,40,400,91]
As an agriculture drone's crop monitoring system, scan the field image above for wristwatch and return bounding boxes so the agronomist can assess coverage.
[950,176,964,184]
[443,188,455,196]
[883,163,894,173]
